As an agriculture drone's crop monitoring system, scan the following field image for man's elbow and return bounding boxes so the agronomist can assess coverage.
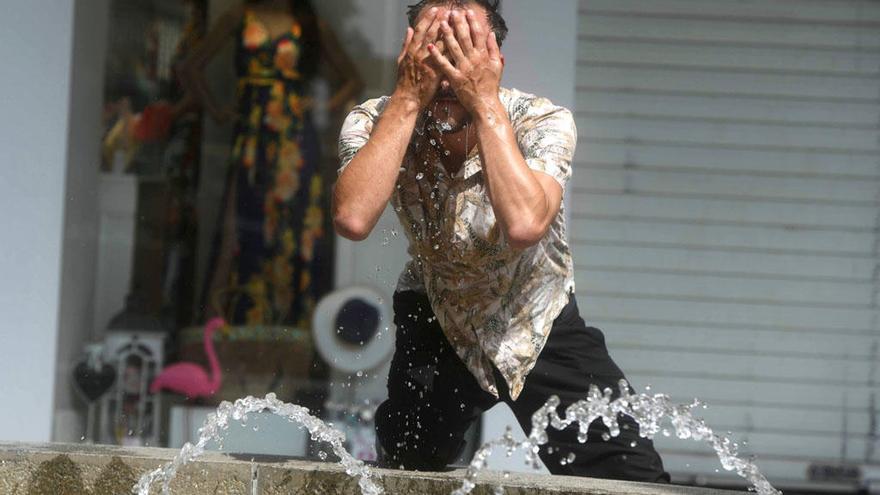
[506,222,549,250]
[333,213,372,241]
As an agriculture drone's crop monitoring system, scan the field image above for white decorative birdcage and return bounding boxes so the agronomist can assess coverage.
[98,330,164,447]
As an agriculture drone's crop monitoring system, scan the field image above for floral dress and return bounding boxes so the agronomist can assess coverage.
[204,9,326,328]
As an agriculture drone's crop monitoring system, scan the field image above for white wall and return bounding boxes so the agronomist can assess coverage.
[0,1,77,442]
[0,0,108,442]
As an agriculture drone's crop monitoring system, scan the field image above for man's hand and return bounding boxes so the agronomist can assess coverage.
[394,8,446,110]
[333,10,447,241]
[428,9,503,115]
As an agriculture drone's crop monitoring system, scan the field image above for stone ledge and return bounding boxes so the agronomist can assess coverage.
[0,442,742,494]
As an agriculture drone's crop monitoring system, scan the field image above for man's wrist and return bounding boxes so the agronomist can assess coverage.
[471,94,506,129]
[389,90,422,116]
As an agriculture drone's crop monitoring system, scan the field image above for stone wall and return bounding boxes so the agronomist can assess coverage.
[0,442,742,494]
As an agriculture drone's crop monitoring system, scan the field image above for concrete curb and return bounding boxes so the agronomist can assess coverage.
[0,442,743,494]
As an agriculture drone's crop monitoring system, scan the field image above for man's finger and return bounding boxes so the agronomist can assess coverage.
[411,8,438,51]
[427,43,459,79]
[486,31,501,61]
[440,21,467,66]
[450,10,474,55]
[397,27,414,64]
[418,11,446,55]
[466,10,487,53]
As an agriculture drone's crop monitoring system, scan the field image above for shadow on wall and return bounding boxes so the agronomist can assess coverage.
[313,0,391,94]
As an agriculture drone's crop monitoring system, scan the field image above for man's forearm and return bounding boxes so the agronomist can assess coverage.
[333,94,420,240]
[474,97,551,248]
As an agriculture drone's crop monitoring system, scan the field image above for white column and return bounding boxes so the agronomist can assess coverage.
[502,0,579,109]
[0,1,76,442]
[0,0,108,442]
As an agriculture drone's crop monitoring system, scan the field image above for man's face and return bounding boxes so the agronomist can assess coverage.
[413,3,496,126]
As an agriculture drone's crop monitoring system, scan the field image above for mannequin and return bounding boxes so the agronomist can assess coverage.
[182,0,364,328]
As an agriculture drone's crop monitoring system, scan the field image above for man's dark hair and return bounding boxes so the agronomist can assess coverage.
[407,0,508,47]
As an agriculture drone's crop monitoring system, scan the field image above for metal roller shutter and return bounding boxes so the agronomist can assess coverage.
[574,0,880,490]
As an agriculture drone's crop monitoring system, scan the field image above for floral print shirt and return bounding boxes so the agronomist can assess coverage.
[338,88,577,400]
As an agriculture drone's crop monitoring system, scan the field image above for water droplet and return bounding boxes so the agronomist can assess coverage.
[136,374,780,495]
[630,441,637,448]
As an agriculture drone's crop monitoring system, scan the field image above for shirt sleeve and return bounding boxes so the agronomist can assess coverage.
[337,98,386,176]
[513,96,578,189]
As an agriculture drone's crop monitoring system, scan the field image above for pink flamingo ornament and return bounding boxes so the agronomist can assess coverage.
[150,317,228,399]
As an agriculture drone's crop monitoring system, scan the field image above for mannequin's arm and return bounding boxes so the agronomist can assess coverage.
[179,5,245,124]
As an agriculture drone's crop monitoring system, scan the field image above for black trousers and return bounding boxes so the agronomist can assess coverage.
[375,290,670,483]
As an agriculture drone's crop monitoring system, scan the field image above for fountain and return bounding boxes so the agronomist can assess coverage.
[133,380,781,495]
[134,394,383,495]
[134,102,781,495]
[452,380,781,495]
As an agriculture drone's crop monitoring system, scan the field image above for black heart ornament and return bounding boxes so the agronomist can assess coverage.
[72,362,117,402]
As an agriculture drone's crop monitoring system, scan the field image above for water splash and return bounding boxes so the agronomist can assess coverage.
[134,383,780,495]
[133,393,383,495]
[452,380,781,495]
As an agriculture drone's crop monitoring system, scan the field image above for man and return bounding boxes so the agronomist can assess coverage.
[333,0,670,482]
